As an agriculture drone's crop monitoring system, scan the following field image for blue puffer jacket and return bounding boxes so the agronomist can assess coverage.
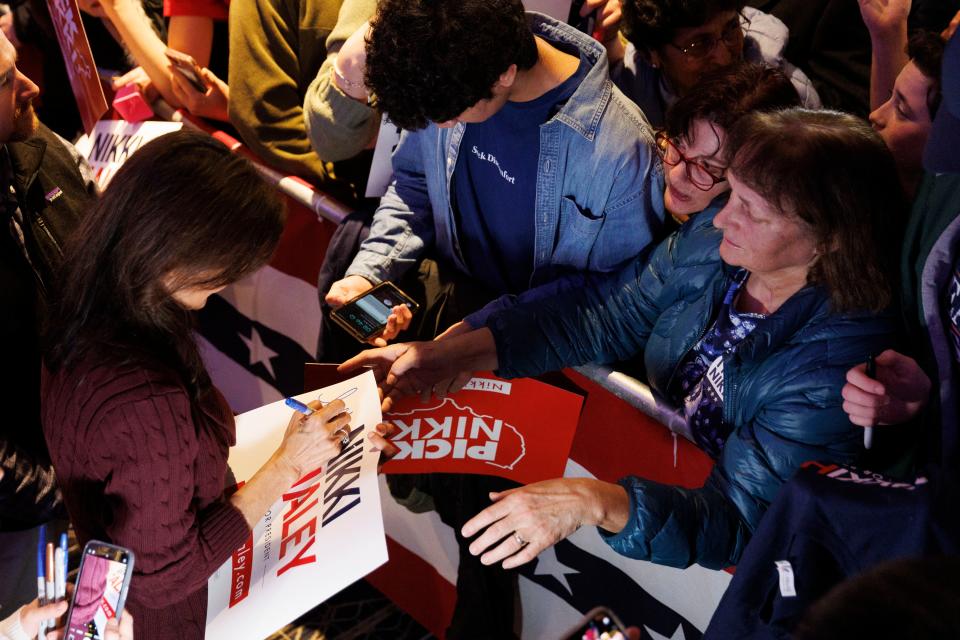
[487,207,896,569]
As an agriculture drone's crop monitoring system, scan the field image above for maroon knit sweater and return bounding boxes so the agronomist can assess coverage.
[41,355,251,639]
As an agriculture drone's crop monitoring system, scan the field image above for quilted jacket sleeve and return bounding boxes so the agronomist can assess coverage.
[601,336,880,569]
[489,210,718,377]
[600,472,749,569]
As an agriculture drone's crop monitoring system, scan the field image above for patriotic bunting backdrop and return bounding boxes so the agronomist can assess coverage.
[197,196,733,639]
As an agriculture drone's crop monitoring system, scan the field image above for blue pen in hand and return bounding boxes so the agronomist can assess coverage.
[285,397,314,415]
[285,397,352,446]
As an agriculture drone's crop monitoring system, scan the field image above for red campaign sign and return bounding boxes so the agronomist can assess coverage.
[382,373,584,485]
[46,0,108,133]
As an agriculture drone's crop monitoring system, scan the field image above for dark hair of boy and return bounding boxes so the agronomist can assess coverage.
[364,0,539,130]
[45,129,285,396]
[723,109,906,314]
[907,30,947,120]
[664,62,801,139]
[620,0,747,52]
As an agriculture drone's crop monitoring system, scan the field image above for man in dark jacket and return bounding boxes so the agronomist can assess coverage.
[0,30,94,612]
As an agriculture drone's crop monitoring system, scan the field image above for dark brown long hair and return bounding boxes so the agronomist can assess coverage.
[45,129,285,394]
[723,109,905,313]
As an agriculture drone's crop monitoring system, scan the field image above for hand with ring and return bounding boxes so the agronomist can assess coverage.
[276,398,351,479]
[461,478,630,569]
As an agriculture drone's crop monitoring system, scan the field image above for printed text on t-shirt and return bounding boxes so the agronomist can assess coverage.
[471,145,515,184]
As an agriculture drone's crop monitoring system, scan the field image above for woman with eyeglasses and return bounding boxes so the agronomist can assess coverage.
[612,0,820,128]
[655,62,800,224]
[341,109,905,571]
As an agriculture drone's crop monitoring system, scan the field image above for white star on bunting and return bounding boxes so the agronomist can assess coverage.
[533,545,579,595]
[240,327,279,379]
[643,624,687,640]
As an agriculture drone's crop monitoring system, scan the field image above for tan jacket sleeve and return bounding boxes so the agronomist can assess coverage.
[229,0,374,180]
[303,0,380,162]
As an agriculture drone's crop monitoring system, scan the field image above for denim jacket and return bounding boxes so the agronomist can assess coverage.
[346,13,666,322]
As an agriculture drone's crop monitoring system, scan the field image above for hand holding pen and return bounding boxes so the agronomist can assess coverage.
[841,349,933,443]
[285,396,399,467]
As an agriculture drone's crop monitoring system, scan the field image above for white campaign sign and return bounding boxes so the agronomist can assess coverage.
[74,120,182,190]
[205,370,387,640]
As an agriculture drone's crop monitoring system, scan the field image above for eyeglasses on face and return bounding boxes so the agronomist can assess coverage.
[666,13,747,62]
[655,131,727,191]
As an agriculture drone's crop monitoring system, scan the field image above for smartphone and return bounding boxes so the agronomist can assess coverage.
[562,607,629,640]
[164,48,207,93]
[329,281,419,343]
[568,0,597,36]
[64,541,135,640]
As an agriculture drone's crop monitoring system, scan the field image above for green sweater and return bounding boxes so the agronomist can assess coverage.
[228,0,378,194]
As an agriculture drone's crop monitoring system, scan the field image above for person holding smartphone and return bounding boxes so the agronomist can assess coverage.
[40,130,394,640]
[0,597,133,640]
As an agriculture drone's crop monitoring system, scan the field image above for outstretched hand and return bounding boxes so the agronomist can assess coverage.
[461,478,621,570]
[339,341,471,411]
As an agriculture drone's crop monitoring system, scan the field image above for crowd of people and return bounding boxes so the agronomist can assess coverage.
[2,0,960,638]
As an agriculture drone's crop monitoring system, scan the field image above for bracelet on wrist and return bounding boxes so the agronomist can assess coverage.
[333,57,367,93]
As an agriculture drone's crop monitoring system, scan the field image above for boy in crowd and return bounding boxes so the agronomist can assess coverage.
[325,0,665,341]
[322,1,665,635]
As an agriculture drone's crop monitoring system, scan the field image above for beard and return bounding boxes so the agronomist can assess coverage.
[9,100,38,142]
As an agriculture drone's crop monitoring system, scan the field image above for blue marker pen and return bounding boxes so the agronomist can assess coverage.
[57,533,68,599]
[286,397,352,446]
[285,397,314,415]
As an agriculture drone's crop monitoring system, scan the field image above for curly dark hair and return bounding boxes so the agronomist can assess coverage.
[907,30,946,120]
[724,109,906,314]
[621,0,746,52]
[665,62,800,139]
[365,0,538,130]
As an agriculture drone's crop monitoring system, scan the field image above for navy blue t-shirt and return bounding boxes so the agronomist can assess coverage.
[673,270,765,459]
[452,54,590,294]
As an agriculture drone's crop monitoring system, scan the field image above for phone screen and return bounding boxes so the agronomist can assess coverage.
[569,610,627,640]
[333,284,415,339]
[65,545,133,640]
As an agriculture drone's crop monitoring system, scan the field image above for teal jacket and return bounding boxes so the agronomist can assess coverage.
[488,207,896,569]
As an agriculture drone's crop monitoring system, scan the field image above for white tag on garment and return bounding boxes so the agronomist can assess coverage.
[774,560,797,597]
